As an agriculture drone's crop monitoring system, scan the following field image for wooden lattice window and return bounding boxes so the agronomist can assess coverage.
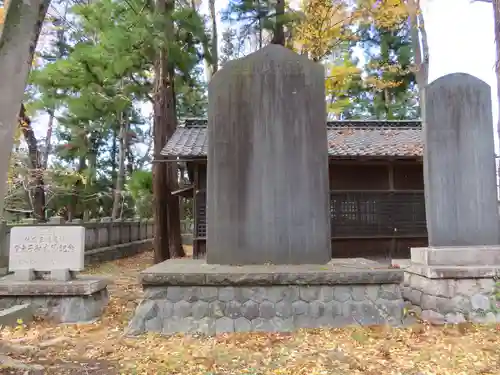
[195,189,426,240]
[330,191,426,238]
[195,190,206,238]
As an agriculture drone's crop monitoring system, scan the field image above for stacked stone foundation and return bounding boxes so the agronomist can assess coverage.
[129,284,405,335]
[0,289,108,323]
[127,258,406,335]
[403,273,499,324]
[401,246,500,324]
[0,277,110,323]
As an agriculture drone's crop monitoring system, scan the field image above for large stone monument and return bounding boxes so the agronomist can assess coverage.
[423,73,499,247]
[127,45,405,335]
[207,45,331,265]
[404,73,500,323]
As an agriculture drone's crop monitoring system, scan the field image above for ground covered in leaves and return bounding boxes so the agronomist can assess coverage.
[1,249,500,374]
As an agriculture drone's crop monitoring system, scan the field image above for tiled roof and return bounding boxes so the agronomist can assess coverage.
[161,119,423,158]
[161,126,208,157]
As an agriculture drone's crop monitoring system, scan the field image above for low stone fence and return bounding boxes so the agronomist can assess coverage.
[0,216,155,269]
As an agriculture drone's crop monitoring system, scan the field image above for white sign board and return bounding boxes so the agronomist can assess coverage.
[9,226,85,272]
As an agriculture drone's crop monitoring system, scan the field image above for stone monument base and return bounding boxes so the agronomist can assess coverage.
[403,246,500,324]
[127,258,405,335]
[0,276,110,323]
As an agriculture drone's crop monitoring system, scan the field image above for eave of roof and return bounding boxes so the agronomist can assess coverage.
[160,119,423,158]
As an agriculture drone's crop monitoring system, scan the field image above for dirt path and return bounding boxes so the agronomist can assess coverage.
[1,248,500,374]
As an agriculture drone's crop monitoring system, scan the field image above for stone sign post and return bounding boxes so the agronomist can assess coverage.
[405,73,500,324]
[9,225,85,281]
[0,224,109,323]
[206,44,331,265]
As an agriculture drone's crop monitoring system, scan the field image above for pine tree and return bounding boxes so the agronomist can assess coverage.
[27,0,208,229]
[223,0,297,51]
[356,19,419,119]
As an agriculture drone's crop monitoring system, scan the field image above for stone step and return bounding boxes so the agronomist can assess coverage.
[0,304,33,327]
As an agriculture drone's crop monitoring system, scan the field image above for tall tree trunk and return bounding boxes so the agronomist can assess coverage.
[407,0,429,104]
[41,0,68,171]
[86,135,99,220]
[111,124,117,185]
[257,5,263,50]
[165,0,185,258]
[42,111,54,169]
[112,113,127,219]
[208,0,218,75]
[0,0,51,218]
[271,0,285,46]
[126,137,134,176]
[191,0,218,82]
[69,157,86,221]
[474,0,500,194]
[19,105,45,221]
[152,0,172,263]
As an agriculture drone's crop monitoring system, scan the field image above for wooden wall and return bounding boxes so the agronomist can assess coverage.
[329,159,426,261]
[329,160,424,191]
[192,158,427,261]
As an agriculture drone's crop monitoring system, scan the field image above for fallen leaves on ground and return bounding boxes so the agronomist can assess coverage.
[1,249,500,374]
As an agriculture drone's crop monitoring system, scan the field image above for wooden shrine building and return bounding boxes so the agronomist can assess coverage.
[161,119,427,261]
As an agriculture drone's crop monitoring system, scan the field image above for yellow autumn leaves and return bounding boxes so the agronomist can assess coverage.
[293,0,354,62]
[360,0,411,28]
[294,0,413,59]
[293,0,421,117]
[0,0,8,25]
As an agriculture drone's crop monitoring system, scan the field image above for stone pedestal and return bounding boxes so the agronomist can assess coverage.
[403,246,500,324]
[127,258,405,335]
[0,276,110,323]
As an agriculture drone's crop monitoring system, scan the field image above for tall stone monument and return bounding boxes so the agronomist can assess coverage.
[405,73,500,324]
[423,73,499,246]
[206,44,331,265]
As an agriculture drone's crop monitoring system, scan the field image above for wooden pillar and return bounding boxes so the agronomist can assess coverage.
[388,162,395,191]
[192,162,200,258]
[388,161,396,259]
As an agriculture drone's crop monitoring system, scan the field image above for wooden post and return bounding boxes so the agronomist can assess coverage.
[387,162,396,259]
[192,163,200,258]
